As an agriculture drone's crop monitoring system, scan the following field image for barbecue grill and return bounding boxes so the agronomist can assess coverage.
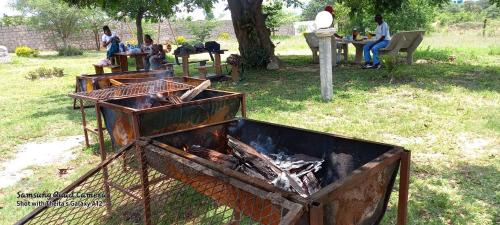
[98,88,246,149]
[17,118,409,225]
[69,78,199,164]
[140,118,410,225]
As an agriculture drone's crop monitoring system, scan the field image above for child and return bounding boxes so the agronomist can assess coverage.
[142,34,154,70]
[149,44,163,70]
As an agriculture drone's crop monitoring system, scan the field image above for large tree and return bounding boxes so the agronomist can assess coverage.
[81,8,110,50]
[65,0,214,45]
[15,0,86,48]
[227,0,300,68]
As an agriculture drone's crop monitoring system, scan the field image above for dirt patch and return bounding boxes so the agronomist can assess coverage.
[0,135,84,189]
[457,133,496,158]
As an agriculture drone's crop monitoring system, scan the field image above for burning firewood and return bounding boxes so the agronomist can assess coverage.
[166,95,183,104]
[180,80,211,101]
[186,145,238,169]
[227,135,320,197]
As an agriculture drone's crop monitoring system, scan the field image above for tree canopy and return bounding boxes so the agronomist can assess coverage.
[15,0,87,48]
[64,0,216,45]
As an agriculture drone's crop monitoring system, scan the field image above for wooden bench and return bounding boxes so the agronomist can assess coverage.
[175,59,209,66]
[379,30,425,65]
[93,64,121,74]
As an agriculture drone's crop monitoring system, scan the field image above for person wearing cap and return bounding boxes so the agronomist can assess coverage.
[362,14,391,69]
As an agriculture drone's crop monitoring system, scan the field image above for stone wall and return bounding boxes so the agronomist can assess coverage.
[0,20,295,52]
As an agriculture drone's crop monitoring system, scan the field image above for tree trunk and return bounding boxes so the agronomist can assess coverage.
[135,11,144,45]
[93,28,100,50]
[228,0,278,68]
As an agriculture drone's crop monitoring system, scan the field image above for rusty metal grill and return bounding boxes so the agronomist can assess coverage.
[69,79,191,102]
[17,144,303,225]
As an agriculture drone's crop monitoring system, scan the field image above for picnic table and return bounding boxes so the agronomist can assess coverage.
[338,39,373,64]
[339,30,425,65]
[114,52,148,72]
[174,49,227,77]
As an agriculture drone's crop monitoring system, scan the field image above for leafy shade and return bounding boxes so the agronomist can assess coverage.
[64,0,217,45]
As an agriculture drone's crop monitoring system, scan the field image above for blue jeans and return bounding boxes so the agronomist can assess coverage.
[363,40,389,65]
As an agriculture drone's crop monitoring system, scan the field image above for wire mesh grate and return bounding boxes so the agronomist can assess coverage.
[18,144,303,225]
[69,79,192,102]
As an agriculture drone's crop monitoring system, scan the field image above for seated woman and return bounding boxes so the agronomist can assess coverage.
[149,44,173,78]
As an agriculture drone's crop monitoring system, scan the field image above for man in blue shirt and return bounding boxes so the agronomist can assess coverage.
[363,14,391,69]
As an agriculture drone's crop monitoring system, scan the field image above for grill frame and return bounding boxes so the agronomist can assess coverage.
[143,118,411,225]
[15,142,305,225]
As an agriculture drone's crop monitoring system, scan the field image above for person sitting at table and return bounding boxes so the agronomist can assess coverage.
[362,14,391,69]
[149,44,168,70]
[142,34,154,70]
[101,26,120,60]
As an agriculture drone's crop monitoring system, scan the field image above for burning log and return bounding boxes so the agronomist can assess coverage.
[227,135,320,197]
[302,172,320,195]
[186,145,238,168]
[227,135,279,180]
[150,79,210,105]
[166,95,183,104]
[180,80,211,101]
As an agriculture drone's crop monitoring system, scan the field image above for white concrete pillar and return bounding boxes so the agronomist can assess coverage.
[315,28,335,101]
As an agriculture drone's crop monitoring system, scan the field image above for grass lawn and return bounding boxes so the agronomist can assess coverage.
[0,32,499,224]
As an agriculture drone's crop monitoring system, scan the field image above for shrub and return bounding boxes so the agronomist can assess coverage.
[25,67,64,80]
[187,20,218,42]
[57,46,83,56]
[175,36,186,44]
[15,46,39,57]
[217,32,231,41]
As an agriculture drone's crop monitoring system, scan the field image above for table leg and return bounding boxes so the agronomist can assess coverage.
[182,55,190,77]
[354,44,364,64]
[215,53,222,76]
[135,55,145,71]
[342,44,348,63]
[118,55,128,72]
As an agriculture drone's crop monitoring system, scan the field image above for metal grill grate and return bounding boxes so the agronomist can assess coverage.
[17,144,303,225]
[69,79,192,102]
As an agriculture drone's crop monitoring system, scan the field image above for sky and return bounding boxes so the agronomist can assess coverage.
[0,0,307,19]
[0,0,19,16]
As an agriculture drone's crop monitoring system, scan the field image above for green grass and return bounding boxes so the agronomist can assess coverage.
[0,32,499,225]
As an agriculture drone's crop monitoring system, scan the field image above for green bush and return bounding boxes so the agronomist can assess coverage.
[25,67,64,80]
[57,46,83,56]
[187,20,218,42]
[15,46,39,57]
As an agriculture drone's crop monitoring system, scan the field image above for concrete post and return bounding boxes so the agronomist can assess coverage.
[315,28,335,101]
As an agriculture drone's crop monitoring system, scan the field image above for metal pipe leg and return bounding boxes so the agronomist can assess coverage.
[397,150,411,225]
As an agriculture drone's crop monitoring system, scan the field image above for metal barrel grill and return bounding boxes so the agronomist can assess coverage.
[142,118,410,225]
[98,88,246,149]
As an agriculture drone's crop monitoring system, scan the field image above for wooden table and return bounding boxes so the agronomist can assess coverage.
[114,52,148,72]
[175,49,227,77]
[339,39,372,64]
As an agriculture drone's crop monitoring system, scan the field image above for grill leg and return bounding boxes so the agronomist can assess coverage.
[309,202,324,225]
[136,144,152,225]
[79,99,90,147]
[397,150,411,225]
[96,104,112,215]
